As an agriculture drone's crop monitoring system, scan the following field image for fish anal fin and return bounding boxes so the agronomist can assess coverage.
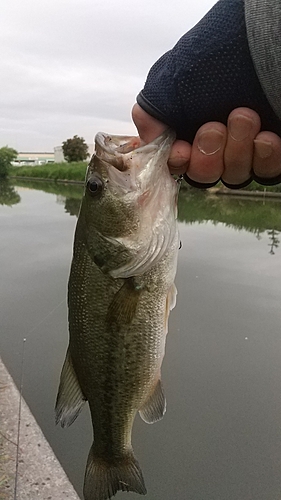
[84,444,146,500]
[55,349,86,428]
[107,278,142,326]
[139,379,166,424]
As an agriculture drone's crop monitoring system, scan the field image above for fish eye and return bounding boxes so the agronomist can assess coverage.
[86,176,103,196]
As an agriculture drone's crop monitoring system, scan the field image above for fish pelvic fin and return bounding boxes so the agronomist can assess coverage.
[55,349,86,428]
[139,379,166,424]
[84,445,147,500]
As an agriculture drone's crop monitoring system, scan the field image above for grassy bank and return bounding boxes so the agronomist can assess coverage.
[10,161,88,182]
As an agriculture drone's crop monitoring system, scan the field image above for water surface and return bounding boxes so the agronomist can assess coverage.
[1,181,281,500]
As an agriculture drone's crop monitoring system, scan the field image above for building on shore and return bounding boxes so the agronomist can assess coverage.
[13,152,54,166]
[12,143,94,166]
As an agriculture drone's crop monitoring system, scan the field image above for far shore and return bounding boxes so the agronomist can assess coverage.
[10,174,281,199]
[208,186,281,199]
[11,175,84,185]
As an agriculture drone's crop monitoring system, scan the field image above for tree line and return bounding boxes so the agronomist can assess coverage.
[0,136,88,179]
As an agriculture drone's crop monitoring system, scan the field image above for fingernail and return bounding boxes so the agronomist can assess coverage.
[197,130,224,155]
[254,140,273,158]
[229,115,253,141]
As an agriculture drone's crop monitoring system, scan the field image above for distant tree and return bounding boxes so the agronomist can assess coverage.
[0,146,18,178]
[0,180,21,206]
[62,135,88,162]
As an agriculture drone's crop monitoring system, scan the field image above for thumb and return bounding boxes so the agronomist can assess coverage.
[131,103,166,144]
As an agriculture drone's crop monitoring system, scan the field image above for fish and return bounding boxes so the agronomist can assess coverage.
[55,129,180,500]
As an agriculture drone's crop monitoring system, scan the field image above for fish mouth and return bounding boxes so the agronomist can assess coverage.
[94,130,175,172]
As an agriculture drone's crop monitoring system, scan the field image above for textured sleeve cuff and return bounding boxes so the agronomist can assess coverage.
[136,92,170,126]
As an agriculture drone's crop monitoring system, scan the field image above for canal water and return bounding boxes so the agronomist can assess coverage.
[1,180,281,500]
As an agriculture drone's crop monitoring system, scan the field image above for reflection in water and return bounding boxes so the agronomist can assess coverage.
[268,229,280,255]
[0,180,21,206]
[55,194,82,216]
[10,180,281,253]
[64,198,82,216]
[178,190,281,232]
[178,190,281,255]
[11,178,83,216]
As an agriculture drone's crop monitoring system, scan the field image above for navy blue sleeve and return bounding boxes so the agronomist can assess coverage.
[137,0,281,143]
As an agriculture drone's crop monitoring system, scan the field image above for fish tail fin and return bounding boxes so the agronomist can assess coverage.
[83,444,147,500]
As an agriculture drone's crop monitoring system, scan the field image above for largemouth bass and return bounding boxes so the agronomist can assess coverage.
[55,130,179,500]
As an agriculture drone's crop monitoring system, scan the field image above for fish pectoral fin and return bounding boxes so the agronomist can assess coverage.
[164,282,178,334]
[167,282,177,312]
[84,444,146,500]
[107,278,142,326]
[55,349,86,428]
[139,379,166,424]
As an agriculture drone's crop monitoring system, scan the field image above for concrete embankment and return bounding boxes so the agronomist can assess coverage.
[0,357,80,500]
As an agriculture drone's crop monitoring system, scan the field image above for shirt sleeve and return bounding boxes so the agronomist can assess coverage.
[137,0,281,142]
[245,0,281,120]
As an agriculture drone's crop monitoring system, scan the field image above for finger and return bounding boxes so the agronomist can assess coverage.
[186,122,227,183]
[253,131,281,181]
[222,108,261,185]
[131,104,166,144]
[168,140,191,174]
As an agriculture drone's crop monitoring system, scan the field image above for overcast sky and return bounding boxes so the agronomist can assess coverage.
[1,0,217,152]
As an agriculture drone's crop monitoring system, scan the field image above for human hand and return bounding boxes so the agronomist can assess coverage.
[132,104,281,188]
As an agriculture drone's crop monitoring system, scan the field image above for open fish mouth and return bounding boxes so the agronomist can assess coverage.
[94,131,175,172]
[95,133,141,155]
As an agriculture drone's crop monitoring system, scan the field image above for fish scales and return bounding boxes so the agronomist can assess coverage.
[55,130,179,500]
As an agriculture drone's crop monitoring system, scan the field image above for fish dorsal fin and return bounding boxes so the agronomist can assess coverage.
[55,349,86,427]
[139,379,166,424]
